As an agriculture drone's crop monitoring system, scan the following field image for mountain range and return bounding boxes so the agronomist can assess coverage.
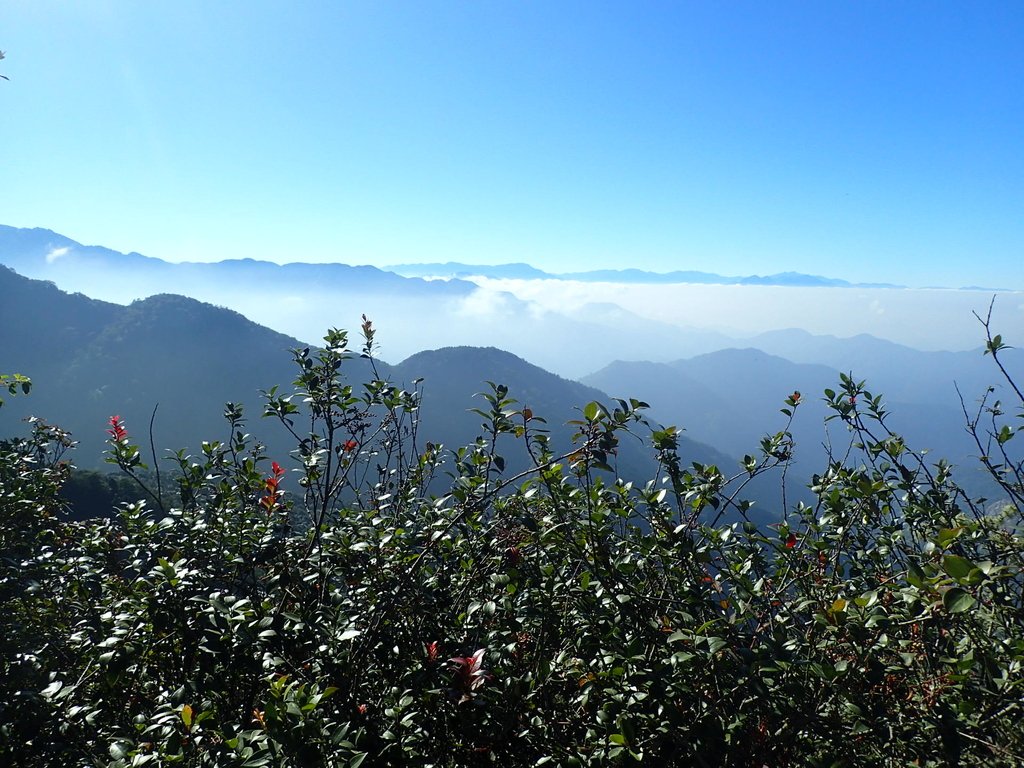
[1,266,763,515]
[2,224,1021,509]
[0,226,744,376]
[7,225,1009,380]
[581,345,1016,501]
[386,261,904,288]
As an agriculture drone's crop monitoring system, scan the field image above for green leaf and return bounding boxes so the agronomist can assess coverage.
[854,590,878,608]
[943,587,976,614]
[109,741,132,760]
[706,636,727,654]
[906,562,926,588]
[942,554,976,581]
[936,527,962,548]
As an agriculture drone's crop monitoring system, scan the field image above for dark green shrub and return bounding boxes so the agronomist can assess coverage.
[1,319,1022,766]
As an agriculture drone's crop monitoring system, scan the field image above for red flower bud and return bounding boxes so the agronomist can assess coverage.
[107,415,128,442]
[425,640,440,663]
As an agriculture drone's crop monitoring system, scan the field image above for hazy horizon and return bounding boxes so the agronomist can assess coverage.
[4,222,1020,377]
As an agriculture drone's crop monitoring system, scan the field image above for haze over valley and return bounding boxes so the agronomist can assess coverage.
[2,224,1019,378]
[2,225,1020,510]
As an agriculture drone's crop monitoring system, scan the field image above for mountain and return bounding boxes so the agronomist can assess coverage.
[582,352,832,505]
[562,303,738,360]
[386,261,904,288]
[745,328,1021,407]
[5,227,1015,383]
[584,349,836,461]
[0,226,746,376]
[9,224,1013,505]
[0,265,308,467]
[390,346,717,487]
[0,225,476,299]
[0,227,479,356]
[385,261,551,281]
[0,267,764,514]
[583,345,1017,500]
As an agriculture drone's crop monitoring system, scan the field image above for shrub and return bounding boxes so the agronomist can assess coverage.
[1,319,1022,766]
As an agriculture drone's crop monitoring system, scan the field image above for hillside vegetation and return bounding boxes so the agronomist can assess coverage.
[1,318,1023,766]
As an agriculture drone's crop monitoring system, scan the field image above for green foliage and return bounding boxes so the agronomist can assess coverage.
[1,319,1023,766]
[0,415,74,754]
[0,372,31,408]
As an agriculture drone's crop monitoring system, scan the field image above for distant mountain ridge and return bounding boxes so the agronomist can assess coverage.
[4,224,1015,384]
[582,341,1022,500]
[386,261,905,289]
[0,225,750,374]
[0,226,901,289]
[0,225,477,299]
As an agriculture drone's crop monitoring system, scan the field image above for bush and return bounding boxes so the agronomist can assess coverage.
[1,320,1022,766]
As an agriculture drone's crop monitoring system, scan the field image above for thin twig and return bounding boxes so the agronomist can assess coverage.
[148,403,163,510]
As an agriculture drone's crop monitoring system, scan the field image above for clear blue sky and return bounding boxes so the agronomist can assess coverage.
[3,2,1022,287]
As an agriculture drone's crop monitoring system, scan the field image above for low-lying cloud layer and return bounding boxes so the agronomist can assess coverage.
[3,223,1021,377]
[467,277,1024,354]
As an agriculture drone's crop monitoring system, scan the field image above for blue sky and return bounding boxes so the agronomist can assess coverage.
[2,2,1022,287]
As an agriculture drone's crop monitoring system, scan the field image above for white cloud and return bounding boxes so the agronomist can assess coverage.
[45,246,71,264]
[453,286,514,319]
[457,278,1024,352]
